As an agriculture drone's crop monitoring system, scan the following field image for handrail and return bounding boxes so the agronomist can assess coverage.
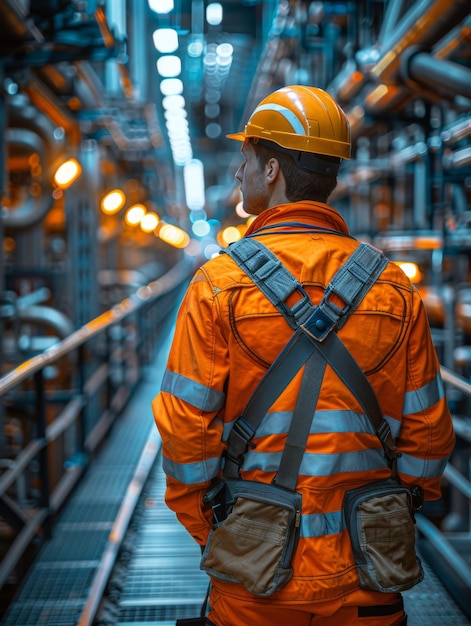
[0,259,193,396]
[0,257,196,605]
[417,363,471,619]
[440,364,471,396]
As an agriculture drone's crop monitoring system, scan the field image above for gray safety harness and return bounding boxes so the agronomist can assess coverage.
[222,237,399,489]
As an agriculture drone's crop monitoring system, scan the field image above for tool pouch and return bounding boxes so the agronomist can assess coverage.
[343,479,424,593]
[200,479,302,596]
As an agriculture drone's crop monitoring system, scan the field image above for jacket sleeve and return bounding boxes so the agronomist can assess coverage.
[396,288,455,500]
[152,269,228,545]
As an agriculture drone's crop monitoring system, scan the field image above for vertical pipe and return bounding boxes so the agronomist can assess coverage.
[127,0,149,102]
[413,160,427,228]
[105,0,127,94]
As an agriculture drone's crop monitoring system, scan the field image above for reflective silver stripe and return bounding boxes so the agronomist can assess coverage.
[250,103,306,135]
[160,370,225,412]
[384,414,401,439]
[300,510,345,538]
[403,373,445,415]
[243,448,387,475]
[260,409,374,436]
[162,454,221,485]
[223,418,237,442]
[222,410,375,442]
[397,452,449,479]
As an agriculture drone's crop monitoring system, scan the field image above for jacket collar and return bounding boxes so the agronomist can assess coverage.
[244,201,350,237]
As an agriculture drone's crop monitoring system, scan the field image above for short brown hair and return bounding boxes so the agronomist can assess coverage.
[250,138,339,203]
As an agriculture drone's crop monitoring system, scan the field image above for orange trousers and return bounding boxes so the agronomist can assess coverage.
[207,587,406,626]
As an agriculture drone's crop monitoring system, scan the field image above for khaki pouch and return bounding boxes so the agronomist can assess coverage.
[343,479,424,592]
[200,480,302,596]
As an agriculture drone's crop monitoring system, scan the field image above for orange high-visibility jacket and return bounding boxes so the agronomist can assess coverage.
[153,200,455,602]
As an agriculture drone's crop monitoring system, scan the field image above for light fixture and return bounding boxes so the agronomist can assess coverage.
[159,223,190,248]
[162,94,186,110]
[216,42,233,61]
[156,55,181,78]
[395,262,423,283]
[187,39,204,57]
[192,220,211,237]
[220,226,241,246]
[148,0,174,13]
[125,204,147,225]
[101,189,126,214]
[206,2,223,26]
[53,158,82,188]
[160,78,184,96]
[140,212,160,232]
[184,159,205,210]
[164,107,187,120]
[153,28,178,53]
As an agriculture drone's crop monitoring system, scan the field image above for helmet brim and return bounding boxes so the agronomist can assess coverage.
[226,131,246,142]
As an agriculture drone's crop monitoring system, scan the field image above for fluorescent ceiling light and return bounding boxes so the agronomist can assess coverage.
[206,2,223,26]
[162,94,186,109]
[160,78,184,95]
[148,0,174,14]
[164,107,187,119]
[184,159,205,210]
[156,55,181,77]
[187,40,204,57]
[153,28,179,53]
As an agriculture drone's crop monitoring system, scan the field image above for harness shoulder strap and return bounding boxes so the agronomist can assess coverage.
[225,238,388,334]
[224,238,396,485]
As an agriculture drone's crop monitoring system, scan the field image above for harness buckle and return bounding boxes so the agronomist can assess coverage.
[231,416,256,447]
[302,307,337,341]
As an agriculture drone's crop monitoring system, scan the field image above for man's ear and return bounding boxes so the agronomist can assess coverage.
[265,157,280,184]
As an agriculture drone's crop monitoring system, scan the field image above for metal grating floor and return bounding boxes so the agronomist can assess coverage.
[116,451,209,625]
[1,358,166,626]
[403,562,471,624]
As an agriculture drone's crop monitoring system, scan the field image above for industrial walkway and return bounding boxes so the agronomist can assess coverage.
[1,329,470,625]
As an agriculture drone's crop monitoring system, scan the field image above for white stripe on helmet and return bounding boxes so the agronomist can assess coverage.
[248,103,306,135]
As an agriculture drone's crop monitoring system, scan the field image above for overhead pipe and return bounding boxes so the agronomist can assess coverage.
[2,0,44,43]
[23,77,81,147]
[401,49,471,101]
[377,0,409,55]
[38,61,106,111]
[335,0,470,110]
[3,96,64,232]
[73,62,106,108]
[18,305,75,346]
[332,0,407,105]
[4,128,55,232]
[369,0,471,86]
[434,14,471,60]
[441,115,471,145]
[340,0,471,136]
[443,147,471,169]
[388,142,428,169]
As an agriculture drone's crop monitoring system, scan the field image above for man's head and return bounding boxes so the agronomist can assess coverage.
[227,85,350,212]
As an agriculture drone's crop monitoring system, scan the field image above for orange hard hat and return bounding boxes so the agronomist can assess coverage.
[227,85,350,161]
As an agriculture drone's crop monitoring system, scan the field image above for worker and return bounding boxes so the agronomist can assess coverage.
[152,85,455,625]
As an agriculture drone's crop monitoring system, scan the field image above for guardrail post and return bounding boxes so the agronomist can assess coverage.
[78,343,86,451]
[34,368,51,536]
